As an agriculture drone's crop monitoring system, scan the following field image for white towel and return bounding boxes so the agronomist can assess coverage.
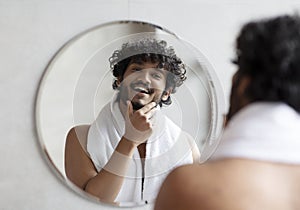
[87,93,194,205]
[211,102,300,164]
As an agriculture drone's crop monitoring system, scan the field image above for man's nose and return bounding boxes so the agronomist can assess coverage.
[136,70,151,84]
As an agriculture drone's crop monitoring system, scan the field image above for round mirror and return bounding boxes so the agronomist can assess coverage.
[35,20,225,207]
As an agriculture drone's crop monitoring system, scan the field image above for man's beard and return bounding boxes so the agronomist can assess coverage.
[129,96,162,110]
[131,101,145,110]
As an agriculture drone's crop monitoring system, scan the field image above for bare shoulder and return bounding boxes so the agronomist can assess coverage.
[66,125,90,141]
[66,125,90,151]
[155,159,300,210]
[155,163,219,210]
[65,125,97,189]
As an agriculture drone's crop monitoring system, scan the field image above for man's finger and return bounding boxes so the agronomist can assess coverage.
[145,106,158,120]
[139,102,157,114]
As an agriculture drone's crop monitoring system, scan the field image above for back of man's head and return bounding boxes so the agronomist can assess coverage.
[233,14,300,113]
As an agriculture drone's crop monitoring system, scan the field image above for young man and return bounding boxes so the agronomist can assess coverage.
[64,38,200,206]
[155,15,300,210]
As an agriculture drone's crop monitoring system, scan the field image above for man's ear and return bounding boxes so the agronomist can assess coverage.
[237,75,251,96]
[226,73,251,124]
[232,71,251,95]
[161,89,172,101]
[116,77,122,86]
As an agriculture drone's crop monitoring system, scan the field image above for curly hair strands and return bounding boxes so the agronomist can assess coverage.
[233,15,300,113]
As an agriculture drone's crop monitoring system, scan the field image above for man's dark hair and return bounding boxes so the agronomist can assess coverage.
[233,14,300,113]
[109,38,187,106]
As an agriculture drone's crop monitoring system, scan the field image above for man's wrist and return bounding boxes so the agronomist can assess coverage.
[116,136,138,156]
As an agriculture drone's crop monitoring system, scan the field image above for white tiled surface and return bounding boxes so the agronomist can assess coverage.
[1,0,300,210]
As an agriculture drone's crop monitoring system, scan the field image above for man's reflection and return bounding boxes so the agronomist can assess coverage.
[65,38,200,206]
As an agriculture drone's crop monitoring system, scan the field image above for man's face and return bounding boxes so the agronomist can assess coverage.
[118,61,170,110]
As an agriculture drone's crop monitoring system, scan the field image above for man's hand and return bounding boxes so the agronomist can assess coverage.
[124,101,157,145]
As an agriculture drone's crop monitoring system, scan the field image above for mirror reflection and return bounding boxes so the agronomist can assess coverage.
[35,20,225,207]
[65,38,201,206]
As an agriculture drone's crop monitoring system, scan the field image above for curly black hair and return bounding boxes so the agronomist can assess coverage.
[109,38,187,106]
[233,14,300,113]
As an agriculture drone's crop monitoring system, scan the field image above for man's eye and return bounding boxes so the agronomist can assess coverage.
[152,73,162,79]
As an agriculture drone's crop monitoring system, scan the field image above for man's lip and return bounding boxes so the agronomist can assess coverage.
[131,85,151,94]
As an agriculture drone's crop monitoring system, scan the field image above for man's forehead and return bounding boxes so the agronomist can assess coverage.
[129,61,168,74]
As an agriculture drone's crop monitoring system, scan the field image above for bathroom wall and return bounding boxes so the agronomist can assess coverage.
[1,1,299,210]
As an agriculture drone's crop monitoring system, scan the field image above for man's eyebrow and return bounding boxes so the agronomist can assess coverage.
[128,62,167,74]
[154,68,166,75]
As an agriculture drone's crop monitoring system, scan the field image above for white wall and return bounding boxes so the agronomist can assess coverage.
[1,1,299,210]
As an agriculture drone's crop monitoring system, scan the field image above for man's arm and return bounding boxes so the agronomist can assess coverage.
[65,101,157,203]
[65,125,97,189]
[84,136,138,202]
[65,125,139,202]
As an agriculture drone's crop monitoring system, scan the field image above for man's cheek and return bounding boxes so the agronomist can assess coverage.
[152,92,163,104]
